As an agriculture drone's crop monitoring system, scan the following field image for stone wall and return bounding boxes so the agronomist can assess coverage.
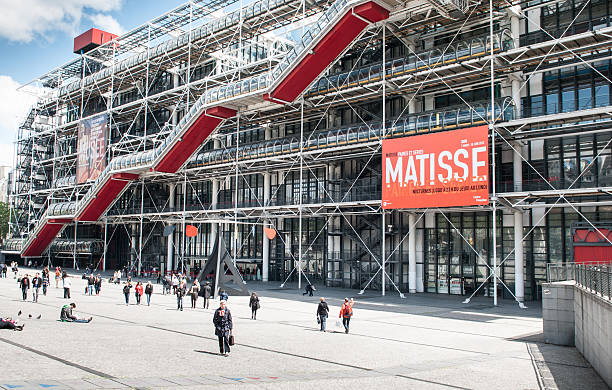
[574,286,612,388]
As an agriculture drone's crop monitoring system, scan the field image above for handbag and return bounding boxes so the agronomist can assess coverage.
[317,316,320,324]
[229,334,235,346]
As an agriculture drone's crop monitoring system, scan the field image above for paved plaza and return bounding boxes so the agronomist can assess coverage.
[0,269,608,390]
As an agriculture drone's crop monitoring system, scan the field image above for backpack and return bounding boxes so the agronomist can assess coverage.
[343,304,353,318]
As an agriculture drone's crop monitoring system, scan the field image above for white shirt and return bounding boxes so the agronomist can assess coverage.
[63,277,71,288]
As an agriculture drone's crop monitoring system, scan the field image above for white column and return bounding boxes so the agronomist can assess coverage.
[509,5,521,49]
[262,172,271,282]
[408,213,417,293]
[511,75,522,119]
[514,210,524,303]
[513,141,523,192]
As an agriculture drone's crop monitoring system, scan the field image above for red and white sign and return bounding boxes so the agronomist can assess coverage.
[382,126,489,209]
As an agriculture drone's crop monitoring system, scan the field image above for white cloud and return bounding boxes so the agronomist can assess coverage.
[88,14,126,36]
[0,75,40,166]
[0,0,123,43]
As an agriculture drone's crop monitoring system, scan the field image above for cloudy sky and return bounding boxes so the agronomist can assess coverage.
[0,0,187,167]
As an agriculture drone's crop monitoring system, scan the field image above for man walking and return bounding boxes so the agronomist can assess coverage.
[20,274,30,301]
[213,300,233,356]
[339,298,354,334]
[202,281,212,309]
[317,297,329,331]
[31,273,43,303]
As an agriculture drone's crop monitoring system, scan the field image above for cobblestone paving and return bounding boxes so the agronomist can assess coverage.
[0,269,608,389]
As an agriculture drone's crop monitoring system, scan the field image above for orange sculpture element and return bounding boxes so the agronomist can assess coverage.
[264,227,276,240]
[185,225,198,237]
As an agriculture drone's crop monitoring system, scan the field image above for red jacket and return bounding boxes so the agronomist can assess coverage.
[339,302,353,318]
[135,285,143,295]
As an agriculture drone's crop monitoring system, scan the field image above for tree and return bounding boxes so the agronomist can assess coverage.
[0,202,9,240]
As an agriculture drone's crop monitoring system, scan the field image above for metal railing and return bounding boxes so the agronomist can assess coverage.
[547,262,611,301]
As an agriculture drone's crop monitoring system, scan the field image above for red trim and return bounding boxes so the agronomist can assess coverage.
[354,2,389,22]
[154,106,235,173]
[22,220,70,257]
[77,176,135,221]
[112,173,139,181]
[206,106,237,119]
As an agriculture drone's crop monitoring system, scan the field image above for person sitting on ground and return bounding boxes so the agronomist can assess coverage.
[60,303,92,323]
[0,316,24,331]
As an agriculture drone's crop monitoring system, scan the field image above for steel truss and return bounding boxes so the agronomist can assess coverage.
[5,0,612,304]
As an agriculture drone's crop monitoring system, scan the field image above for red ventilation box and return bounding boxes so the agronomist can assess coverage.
[74,28,118,54]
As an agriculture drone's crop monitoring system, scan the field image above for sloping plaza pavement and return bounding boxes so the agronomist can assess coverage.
[0,269,608,390]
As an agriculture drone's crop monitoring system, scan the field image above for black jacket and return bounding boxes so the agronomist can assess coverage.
[145,284,153,294]
[213,307,233,336]
[60,305,77,321]
[249,295,260,309]
[317,302,329,316]
[20,277,30,289]
[202,285,212,298]
[32,277,42,288]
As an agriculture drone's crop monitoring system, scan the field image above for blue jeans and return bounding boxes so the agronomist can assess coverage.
[319,314,327,331]
[88,285,93,295]
[146,293,151,305]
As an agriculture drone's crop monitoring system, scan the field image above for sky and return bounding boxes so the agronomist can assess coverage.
[0,0,187,167]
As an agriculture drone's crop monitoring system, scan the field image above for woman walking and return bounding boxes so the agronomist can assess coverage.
[190,280,200,309]
[249,292,260,320]
[135,281,143,305]
[213,300,233,356]
[145,281,153,306]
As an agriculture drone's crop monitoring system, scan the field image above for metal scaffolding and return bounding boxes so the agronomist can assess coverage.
[4,0,612,304]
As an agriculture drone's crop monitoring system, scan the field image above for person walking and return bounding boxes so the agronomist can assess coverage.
[219,290,228,302]
[171,274,179,295]
[213,300,233,356]
[190,280,200,309]
[31,273,42,303]
[317,297,329,331]
[123,282,132,305]
[176,279,186,311]
[303,283,315,296]
[202,281,212,309]
[145,281,153,306]
[55,267,61,288]
[42,269,49,296]
[249,292,260,320]
[339,298,354,334]
[20,274,30,301]
[95,274,102,295]
[62,273,71,299]
[135,281,143,305]
[87,274,95,295]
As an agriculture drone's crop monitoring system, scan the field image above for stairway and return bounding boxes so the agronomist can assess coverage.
[20,0,390,258]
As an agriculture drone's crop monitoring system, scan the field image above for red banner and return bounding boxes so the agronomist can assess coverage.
[382,126,489,209]
[77,113,108,184]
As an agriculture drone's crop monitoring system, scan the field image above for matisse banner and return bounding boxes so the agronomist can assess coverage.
[382,126,489,209]
[76,113,108,184]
